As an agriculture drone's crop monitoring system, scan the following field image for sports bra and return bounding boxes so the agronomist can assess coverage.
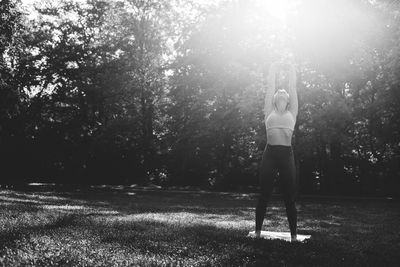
[265,110,296,131]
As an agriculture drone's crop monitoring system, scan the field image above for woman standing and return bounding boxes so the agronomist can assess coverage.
[255,62,298,241]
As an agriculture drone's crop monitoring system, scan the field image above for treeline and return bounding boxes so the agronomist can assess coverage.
[1,0,399,196]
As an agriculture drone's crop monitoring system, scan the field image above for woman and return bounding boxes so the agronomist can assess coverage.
[255,62,298,241]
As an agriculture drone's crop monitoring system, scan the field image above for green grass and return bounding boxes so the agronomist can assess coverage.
[0,188,399,266]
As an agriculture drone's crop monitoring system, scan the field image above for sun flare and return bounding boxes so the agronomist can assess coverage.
[265,0,292,22]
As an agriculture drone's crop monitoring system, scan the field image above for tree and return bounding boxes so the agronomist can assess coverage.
[0,0,27,183]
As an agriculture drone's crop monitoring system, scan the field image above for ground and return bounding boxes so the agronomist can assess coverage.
[0,186,399,266]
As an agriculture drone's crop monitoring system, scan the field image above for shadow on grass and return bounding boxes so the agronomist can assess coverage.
[1,188,400,266]
[82,215,371,266]
[0,213,78,250]
[1,188,257,216]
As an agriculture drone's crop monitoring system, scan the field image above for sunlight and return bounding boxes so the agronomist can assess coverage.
[296,1,375,59]
[192,0,378,71]
[43,204,88,210]
[264,0,292,22]
[109,212,254,230]
[259,0,375,65]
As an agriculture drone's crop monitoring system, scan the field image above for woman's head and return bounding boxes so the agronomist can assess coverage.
[273,89,289,112]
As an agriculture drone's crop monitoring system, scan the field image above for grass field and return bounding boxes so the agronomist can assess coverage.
[0,186,399,266]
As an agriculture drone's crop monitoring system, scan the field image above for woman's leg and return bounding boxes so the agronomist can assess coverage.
[255,146,275,232]
[279,148,297,239]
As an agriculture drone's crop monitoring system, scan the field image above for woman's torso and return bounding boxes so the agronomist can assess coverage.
[266,128,293,146]
[265,110,296,146]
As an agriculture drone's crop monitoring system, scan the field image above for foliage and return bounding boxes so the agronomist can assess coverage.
[0,0,399,196]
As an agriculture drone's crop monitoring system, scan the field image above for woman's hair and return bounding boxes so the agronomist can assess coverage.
[273,89,289,109]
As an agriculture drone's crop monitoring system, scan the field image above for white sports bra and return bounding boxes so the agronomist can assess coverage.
[265,110,296,131]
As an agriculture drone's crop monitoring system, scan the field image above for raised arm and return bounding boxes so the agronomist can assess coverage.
[287,63,298,118]
[264,62,278,117]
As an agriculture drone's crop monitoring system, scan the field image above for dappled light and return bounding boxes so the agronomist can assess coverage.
[2,0,398,196]
[109,212,253,230]
[1,0,400,265]
[1,188,400,265]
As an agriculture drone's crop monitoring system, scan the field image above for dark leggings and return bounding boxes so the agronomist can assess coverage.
[255,144,297,236]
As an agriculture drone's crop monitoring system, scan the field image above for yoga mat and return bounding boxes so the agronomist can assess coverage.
[247,231,311,242]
